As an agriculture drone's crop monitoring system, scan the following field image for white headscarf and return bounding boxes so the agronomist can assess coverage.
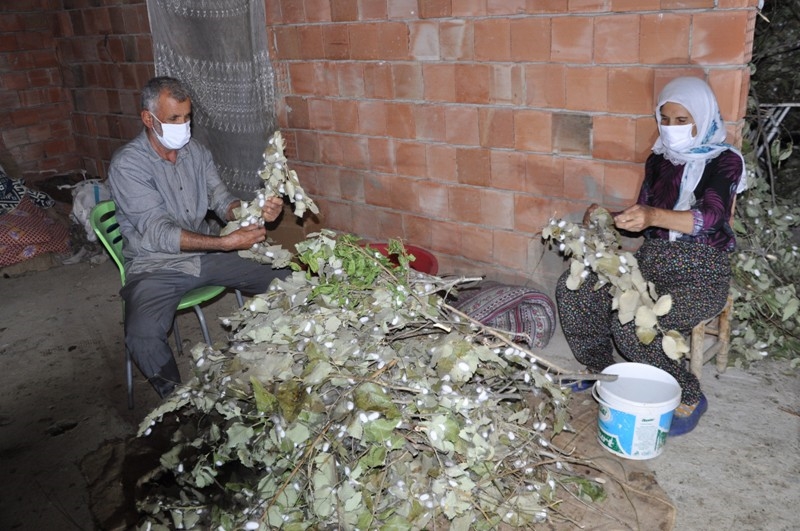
[652,77,747,240]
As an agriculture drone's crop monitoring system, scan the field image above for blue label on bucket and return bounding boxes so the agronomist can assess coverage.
[597,404,672,459]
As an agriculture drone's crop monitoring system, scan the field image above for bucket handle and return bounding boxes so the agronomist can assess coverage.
[591,384,609,408]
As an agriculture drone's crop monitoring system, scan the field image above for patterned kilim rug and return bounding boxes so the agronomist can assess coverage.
[450,280,558,349]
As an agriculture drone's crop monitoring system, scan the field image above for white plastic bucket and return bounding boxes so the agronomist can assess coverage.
[592,362,681,460]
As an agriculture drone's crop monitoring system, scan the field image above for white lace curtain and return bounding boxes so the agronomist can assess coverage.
[147,0,277,198]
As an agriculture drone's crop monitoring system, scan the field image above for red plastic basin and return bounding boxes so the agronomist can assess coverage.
[365,243,439,275]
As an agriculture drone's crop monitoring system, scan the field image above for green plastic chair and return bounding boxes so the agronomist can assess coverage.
[90,200,241,408]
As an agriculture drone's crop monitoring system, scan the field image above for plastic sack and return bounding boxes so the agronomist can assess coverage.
[61,179,111,242]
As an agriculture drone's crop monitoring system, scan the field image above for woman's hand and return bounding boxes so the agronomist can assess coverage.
[583,203,601,225]
[614,205,695,234]
[260,196,284,223]
[613,205,654,232]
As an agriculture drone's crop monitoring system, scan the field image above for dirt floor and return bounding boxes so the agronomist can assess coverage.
[0,257,798,530]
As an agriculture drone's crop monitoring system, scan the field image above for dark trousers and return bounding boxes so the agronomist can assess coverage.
[556,239,730,405]
[120,253,290,395]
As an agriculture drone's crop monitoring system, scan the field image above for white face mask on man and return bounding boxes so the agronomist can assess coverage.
[658,123,695,152]
[149,112,191,150]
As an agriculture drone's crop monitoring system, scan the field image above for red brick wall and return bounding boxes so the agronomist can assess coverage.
[56,0,152,179]
[267,0,759,286]
[0,0,150,184]
[0,0,759,288]
[0,1,78,181]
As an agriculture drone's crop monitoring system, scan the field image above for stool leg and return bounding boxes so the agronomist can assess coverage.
[690,323,705,380]
[716,296,733,374]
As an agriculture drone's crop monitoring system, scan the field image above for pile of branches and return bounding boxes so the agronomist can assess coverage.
[134,232,604,530]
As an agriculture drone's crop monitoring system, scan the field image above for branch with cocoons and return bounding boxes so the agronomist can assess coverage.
[221,131,320,268]
[542,208,688,360]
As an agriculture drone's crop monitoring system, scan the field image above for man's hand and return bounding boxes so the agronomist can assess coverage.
[221,224,267,251]
[261,196,284,223]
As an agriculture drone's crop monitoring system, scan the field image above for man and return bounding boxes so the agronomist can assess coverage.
[108,76,289,398]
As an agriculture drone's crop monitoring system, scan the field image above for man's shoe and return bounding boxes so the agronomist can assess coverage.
[669,393,708,436]
[149,373,178,399]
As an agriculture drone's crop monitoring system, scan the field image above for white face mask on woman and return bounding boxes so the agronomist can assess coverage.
[150,112,191,150]
[658,123,695,152]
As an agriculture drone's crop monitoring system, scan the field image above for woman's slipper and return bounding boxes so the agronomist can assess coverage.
[560,369,602,393]
[669,393,708,436]
[564,379,595,393]
[559,379,597,393]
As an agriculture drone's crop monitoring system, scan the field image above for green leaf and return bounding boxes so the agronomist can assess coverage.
[226,423,254,448]
[653,294,673,316]
[312,453,336,518]
[276,380,306,422]
[324,315,342,332]
[344,491,363,512]
[562,476,607,502]
[363,417,400,444]
[360,444,388,468]
[566,260,585,290]
[251,376,278,414]
[379,515,413,531]
[356,511,375,530]
[661,330,688,360]
[662,333,678,359]
[636,326,657,345]
[617,290,638,325]
[354,382,401,419]
[159,444,182,470]
[782,297,798,321]
[635,305,658,328]
[284,422,311,446]
[302,359,333,386]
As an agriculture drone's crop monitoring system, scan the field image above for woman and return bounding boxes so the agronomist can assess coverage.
[556,77,746,436]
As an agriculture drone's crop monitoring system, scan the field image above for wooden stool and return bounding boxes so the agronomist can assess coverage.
[688,294,733,380]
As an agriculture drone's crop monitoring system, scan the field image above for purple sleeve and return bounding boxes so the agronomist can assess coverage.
[638,151,742,251]
[692,150,742,236]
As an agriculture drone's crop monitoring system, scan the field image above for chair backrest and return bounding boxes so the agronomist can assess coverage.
[90,200,127,286]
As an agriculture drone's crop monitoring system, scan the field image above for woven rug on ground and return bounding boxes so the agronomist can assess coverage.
[450,280,557,350]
